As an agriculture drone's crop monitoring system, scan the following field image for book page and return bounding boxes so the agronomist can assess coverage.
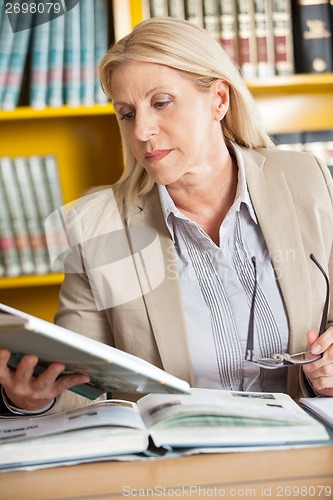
[137,389,330,448]
[300,397,333,428]
[0,400,145,442]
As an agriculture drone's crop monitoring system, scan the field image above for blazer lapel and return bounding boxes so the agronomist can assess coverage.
[125,188,195,385]
[242,147,312,353]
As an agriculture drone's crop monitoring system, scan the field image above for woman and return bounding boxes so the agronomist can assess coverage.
[0,17,332,416]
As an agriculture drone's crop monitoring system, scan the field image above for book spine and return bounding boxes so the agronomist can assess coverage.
[48,12,65,108]
[2,23,33,110]
[292,0,333,73]
[0,0,4,29]
[272,0,295,76]
[219,0,240,66]
[237,0,258,79]
[64,2,81,107]
[0,166,21,277]
[184,0,204,27]
[168,0,186,18]
[0,12,16,108]
[0,156,35,274]
[149,0,169,17]
[42,155,67,272]
[30,17,51,109]
[203,0,221,40]
[94,0,109,105]
[13,157,50,275]
[254,0,275,77]
[28,155,57,272]
[80,0,95,107]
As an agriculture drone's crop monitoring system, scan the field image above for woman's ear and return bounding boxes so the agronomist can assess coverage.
[212,79,230,121]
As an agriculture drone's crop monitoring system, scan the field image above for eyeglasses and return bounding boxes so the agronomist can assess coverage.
[245,253,330,369]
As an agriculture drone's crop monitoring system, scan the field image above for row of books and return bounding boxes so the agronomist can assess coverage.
[145,0,333,78]
[0,155,64,278]
[273,129,333,177]
[0,0,109,110]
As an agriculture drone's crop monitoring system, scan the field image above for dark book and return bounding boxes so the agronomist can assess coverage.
[292,0,333,73]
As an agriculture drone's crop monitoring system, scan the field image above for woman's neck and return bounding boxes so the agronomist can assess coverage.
[167,151,238,245]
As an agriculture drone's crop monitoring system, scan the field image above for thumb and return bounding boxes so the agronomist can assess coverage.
[306,329,322,354]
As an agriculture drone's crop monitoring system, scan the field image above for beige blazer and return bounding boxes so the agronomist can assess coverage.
[53,147,333,412]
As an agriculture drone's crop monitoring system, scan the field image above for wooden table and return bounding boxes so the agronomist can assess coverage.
[1,446,333,500]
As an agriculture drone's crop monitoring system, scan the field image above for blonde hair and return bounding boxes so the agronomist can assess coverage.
[100,17,274,210]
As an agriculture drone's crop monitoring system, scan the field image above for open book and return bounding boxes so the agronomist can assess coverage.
[0,389,331,471]
[0,303,190,399]
[300,397,333,428]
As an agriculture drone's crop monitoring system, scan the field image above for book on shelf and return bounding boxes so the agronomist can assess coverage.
[64,0,81,107]
[272,0,295,76]
[185,0,205,28]
[292,0,333,73]
[12,157,50,275]
[47,10,65,108]
[168,0,186,19]
[28,155,58,272]
[0,4,16,108]
[80,0,95,106]
[94,0,109,104]
[254,0,275,78]
[148,0,169,17]
[30,17,51,109]
[237,0,258,79]
[0,388,331,472]
[202,0,221,41]
[0,157,35,275]
[1,10,34,110]
[0,167,21,277]
[0,302,191,400]
[219,0,240,66]
[40,155,67,272]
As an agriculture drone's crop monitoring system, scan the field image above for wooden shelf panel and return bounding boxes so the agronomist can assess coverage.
[0,104,115,121]
[247,73,333,92]
[246,74,333,134]
[0,274,64,289]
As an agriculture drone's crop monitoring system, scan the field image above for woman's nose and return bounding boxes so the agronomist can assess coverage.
[134,111,159,142]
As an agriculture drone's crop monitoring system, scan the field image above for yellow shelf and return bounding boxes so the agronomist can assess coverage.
[247,73,333,92]
[0,104,115,121]
[0,274,64,290]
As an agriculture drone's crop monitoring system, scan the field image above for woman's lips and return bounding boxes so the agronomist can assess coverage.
[145,150,172,162]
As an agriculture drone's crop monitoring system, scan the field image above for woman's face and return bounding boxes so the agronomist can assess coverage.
[111,61,229,186]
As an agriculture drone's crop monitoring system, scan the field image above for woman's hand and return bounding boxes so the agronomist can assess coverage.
[0,348,90,411]
[302,327,333,396]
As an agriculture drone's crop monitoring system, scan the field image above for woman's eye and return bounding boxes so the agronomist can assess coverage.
[154,100,170,109]
[120,111,135,121]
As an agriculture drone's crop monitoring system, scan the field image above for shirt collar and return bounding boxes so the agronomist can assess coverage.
[158,142,258,240]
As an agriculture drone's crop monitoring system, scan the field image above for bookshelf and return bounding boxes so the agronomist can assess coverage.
[1,0,333,321]
[0,104,123,320]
